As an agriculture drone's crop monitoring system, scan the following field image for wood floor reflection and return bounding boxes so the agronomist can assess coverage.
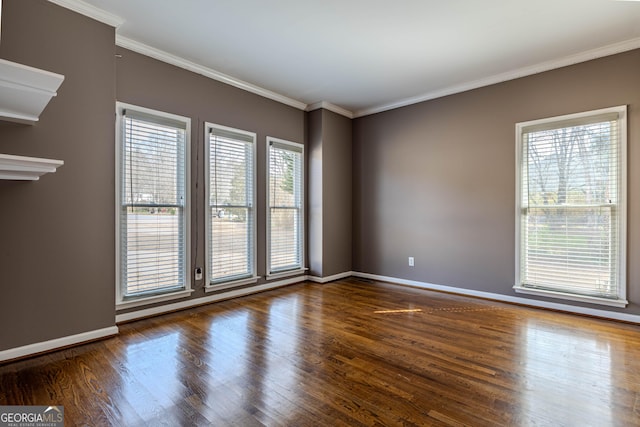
[1,278,640,426]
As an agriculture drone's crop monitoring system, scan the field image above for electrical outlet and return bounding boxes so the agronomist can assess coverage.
[408,257,414,267]
[195,267,203,280]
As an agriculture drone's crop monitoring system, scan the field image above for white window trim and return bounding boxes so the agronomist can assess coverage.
[115,102,192,309]
[204,276,260,293]
[266,268,307,280]
[514,105,627,307]
[116,289,196,310]
[266,136,305,276]
[513,285,627,308]
[204,122,258,291]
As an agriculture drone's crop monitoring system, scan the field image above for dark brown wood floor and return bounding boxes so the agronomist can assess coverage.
[1,278,640,426]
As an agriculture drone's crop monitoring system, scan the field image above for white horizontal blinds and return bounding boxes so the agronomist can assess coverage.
[520,111,621,299]
[208,126,255,283]
[268,140,303,273]
[121,110,186,297]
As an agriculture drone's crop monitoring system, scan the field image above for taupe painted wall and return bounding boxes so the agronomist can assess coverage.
[115,47,306,313]
[307,109,353,278]
[0,0,116,350]
[2,0,637,353]
[321,110,352,277]
[308,109,323,276]
[353,49,640,314]
[0,0,308,346]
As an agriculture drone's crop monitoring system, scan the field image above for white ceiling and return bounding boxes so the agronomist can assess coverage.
[53,0,640,117]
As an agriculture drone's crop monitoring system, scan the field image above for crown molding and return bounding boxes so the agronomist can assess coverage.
[116,35,307,111]
[47,0,124,28]
[45,1,640,121]
[354,36,640,118]
[306,101,354,119]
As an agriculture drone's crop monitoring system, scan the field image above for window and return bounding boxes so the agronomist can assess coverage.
[267,137,304,276]
[206,123,257,289]
[515,106,627,307]
[116,103,191,308]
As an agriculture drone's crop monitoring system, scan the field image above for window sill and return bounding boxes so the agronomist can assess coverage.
[116,288,195,310]
[266,268,307,280]
[513,285,628,308]
[205,276,261,293]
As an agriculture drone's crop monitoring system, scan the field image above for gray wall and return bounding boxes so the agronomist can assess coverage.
[0,0,308,348]
[353,49,640,314]
[2,0,637,353]
[115,47,306,313]
[307,109,352,278]
[0,0,116,350]
[308,110,323,276]
[321,110,352,277]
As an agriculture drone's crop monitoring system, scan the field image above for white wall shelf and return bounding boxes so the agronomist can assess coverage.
[0,57,64,124]
[0,153,63,180]
[0,58,65,180]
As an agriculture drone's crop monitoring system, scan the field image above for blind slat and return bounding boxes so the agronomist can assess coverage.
[121,110,187,297]
[268,139,303,273]
[208,126,255,284]
[519,108,624,300]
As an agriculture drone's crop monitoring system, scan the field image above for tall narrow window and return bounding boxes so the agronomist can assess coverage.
[267,137,304,276]
[206,124,256,289]
[515,106,626,307]
[116,103,191,307]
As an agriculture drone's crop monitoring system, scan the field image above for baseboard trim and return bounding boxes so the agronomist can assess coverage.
[116,275,308,323]
[308,271,354,283]
[0,326,119,363]
[8,271,635,363]
[352,271,640,324]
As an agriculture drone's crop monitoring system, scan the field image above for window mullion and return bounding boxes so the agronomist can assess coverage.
[267,137,304,275]
[206,124,256,286]
[515,105,626,305]
[116,103,190,305]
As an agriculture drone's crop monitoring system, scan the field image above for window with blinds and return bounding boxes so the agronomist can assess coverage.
[515,106,627,306]
[206,124,256,287]
[267,137,304,275]
[117,103,190,302]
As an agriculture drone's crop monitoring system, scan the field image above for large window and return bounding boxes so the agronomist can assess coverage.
[267,137,304,276]
[116,103,191,307]
[515,106,626,307]
[206,123,257,289]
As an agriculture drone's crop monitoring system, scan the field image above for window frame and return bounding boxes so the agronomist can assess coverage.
[115,102,192,309]
[266,136,305,278]
[514,105,627,307]
[204,122,258,291]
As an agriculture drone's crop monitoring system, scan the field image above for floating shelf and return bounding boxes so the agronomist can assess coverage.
[0,58,65,180]
[0,58,65,124]
[0,153,64,180]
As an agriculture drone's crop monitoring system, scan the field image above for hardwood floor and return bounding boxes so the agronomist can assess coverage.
[1,278,640,426]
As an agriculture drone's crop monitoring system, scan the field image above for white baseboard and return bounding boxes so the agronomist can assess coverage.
[8,270,635,363]
[116,275,308,323]
[0,326,119,363]
[308,271,354,283]
[1,276,310,362]
[352,271,640,324]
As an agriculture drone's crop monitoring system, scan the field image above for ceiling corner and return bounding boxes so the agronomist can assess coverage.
[306,102,353,119]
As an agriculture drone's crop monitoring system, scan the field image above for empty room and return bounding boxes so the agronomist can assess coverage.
[1,0,640,425]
